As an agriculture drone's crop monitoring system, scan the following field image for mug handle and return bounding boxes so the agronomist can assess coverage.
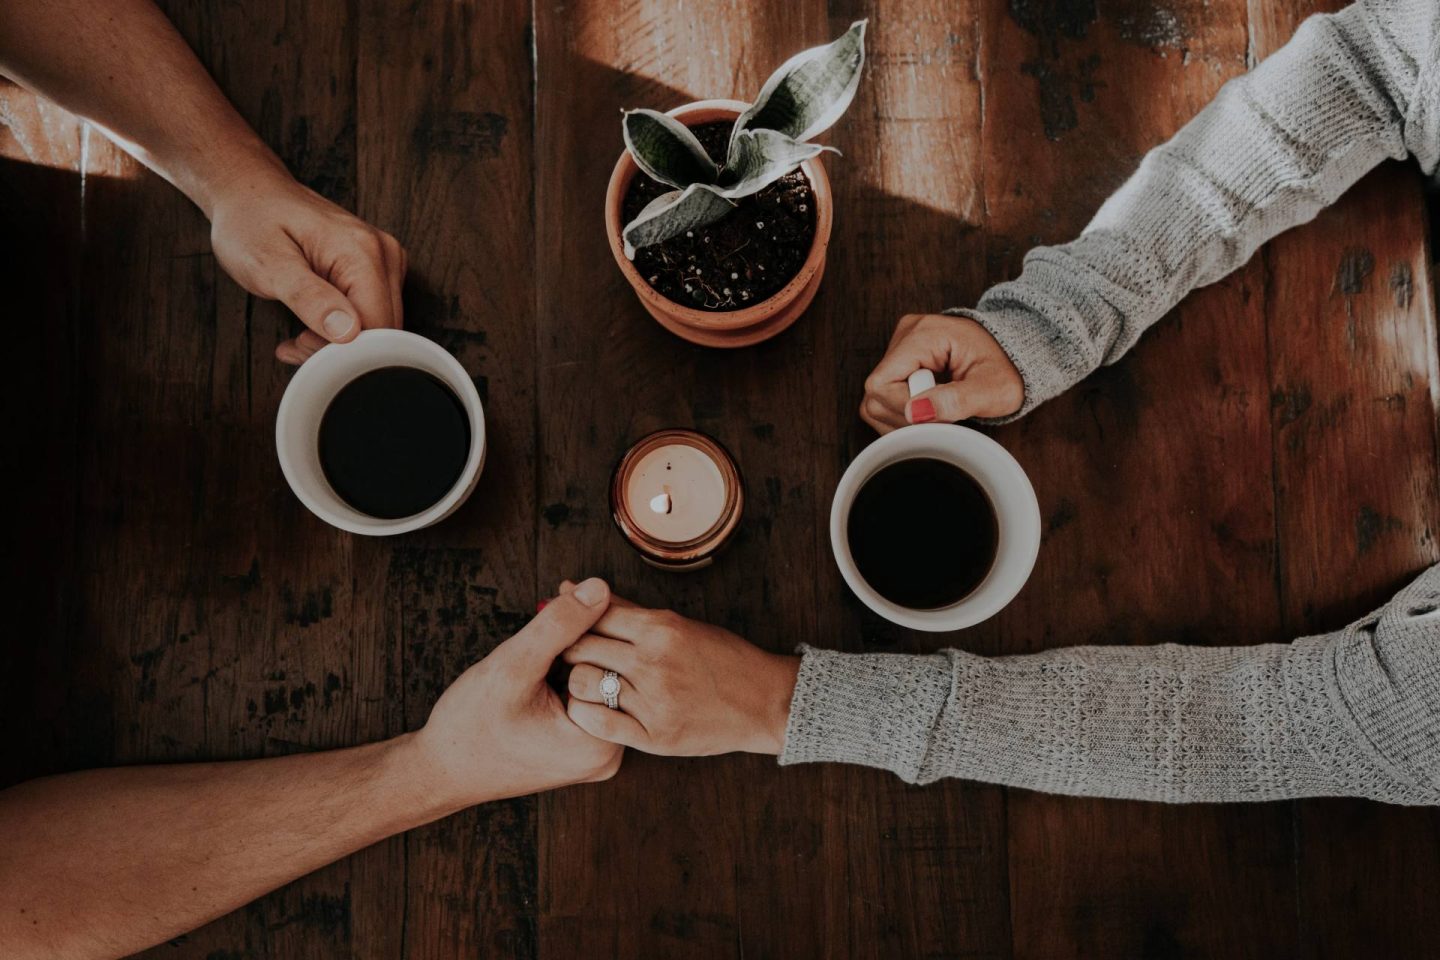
[906,368,937,402]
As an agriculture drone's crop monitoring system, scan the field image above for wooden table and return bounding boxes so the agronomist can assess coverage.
[4,0,1438,956]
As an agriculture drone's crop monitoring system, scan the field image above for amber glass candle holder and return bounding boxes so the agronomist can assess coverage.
[610,429,744,571]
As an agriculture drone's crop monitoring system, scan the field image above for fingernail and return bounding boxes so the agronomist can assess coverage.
[536,599,549,612]
[572,578,606,606]
[910,398,936,423]
[323,310,356,340]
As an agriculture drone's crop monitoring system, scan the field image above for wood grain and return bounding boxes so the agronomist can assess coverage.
[355,0,541,954]
[979,0,1299,955]
[1266,163,1440,959]
[0,82,85,789]
[531,3,843,956]
[0,0,1435,957]
[1246,4,1440,955]
[812,3,1012,957]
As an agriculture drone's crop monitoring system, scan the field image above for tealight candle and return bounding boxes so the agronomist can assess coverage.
[610,429,744,570]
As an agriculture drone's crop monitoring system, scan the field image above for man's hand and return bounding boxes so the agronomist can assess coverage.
[408,577,624,807]
[860,313,1024,433]
[0,0,409,367]
[556,584,800,757]
[208,164,407,365]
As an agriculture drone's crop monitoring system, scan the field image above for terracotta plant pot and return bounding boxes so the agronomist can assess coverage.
[604,98,834,349]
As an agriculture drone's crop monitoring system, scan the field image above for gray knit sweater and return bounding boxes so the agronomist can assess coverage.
[781,0,1440,805]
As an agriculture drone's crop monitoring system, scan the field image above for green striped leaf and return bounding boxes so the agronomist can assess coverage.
[728,20,866,168]
[621,183,735,259]
[718,129,837,199]
[623,109,720,189]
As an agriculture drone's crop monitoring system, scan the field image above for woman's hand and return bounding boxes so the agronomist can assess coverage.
[207,163,407,364]
[405,578,624,810]
[556,585,800,757]
[860,313,1024,432]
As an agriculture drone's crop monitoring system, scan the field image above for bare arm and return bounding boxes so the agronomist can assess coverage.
[0,0,406,363]
[0,740,443,959]
[0,0,278,215]
[0,580,621,959]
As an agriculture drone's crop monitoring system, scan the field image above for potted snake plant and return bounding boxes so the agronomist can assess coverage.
[604,22,867,347]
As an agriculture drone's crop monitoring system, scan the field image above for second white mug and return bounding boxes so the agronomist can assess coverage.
[829,370,1040,631]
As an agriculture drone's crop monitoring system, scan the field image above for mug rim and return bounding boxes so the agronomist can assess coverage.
[829,423,1040,632]
[275,329,487,536]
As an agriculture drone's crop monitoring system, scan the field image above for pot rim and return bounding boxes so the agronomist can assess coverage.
[604,98,834,332]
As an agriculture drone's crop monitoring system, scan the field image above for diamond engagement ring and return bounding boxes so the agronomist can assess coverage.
[600,670,621,710]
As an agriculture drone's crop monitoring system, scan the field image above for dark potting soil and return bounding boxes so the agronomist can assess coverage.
[621,120,817,312]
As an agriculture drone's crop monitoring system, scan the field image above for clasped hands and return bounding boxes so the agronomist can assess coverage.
[402,577,803,809]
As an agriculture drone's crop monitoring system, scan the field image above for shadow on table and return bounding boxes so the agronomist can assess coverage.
[0,157,121,787]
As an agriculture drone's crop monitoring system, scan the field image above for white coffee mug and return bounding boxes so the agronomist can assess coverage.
[830,370,1040,631]
[275,329,487,536]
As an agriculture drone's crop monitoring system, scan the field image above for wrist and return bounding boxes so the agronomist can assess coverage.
[182,136,292,220]
[380,731,477,825]
[746,654,800,755]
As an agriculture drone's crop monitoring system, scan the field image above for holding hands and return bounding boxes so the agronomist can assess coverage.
[554,583,800,757]
[860,313,1024,432]
[409,577,624,807]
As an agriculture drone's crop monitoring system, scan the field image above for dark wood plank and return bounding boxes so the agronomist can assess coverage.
[979,1,1301,955]
[5,0,1439,957]
[0,84,84,788]
[1267,167,1440,959]
[1248,5,1440,956]
[355,1,542,955]
[811,2,1013,956]
[38,2,407,957]
[532,2,842,956]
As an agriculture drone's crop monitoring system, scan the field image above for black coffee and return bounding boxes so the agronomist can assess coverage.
[846,458,998,609]
[318,366,470,520]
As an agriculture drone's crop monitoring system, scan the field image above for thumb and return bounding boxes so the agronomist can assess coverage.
[503,577,610,673]
[556,579,640,609]
[271,251,362,345]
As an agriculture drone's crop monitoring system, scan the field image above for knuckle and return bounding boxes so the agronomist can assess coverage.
[864,397,888,419]
[566,668,588,698]
[650,609,684,636]
[354,231,384,259]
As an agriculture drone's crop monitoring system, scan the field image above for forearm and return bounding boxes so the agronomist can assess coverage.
[0,0,286,214]
[781,566,1440,804]
[969,0,1438,419]
[0,734,457,959]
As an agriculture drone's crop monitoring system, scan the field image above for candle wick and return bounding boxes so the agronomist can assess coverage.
[649,488,673,516]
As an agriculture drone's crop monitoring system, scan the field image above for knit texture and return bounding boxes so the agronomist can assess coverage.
[961,0,1440,421]
[782,567,1440,804]
[781,0,1440,805]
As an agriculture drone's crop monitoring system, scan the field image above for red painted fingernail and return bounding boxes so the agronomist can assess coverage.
[536,599,549,612]
[911,398,936,423]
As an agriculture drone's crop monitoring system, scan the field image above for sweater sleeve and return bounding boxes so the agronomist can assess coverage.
[780,565,1440,805]
[965,0,1440,420]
